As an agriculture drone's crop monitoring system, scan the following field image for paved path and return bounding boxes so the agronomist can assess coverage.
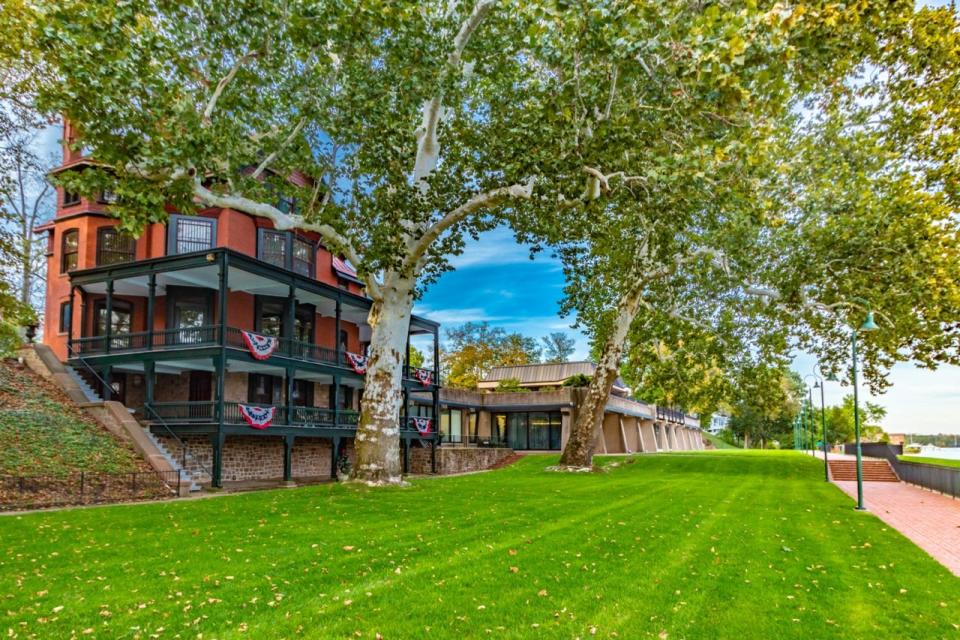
[832,479,960,576]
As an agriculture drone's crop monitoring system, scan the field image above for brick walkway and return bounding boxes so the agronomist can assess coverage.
[832,479,960,576]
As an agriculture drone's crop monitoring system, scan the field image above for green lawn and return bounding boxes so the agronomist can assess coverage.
[898,455,960,470]
[1,452,957,639]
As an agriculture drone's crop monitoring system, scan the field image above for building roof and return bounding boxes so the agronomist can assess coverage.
[479,361,630,394]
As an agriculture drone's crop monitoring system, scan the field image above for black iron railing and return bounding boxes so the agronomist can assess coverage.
[656,406,686,424]
[1,469,181,510]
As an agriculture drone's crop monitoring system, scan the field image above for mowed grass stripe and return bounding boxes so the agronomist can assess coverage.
[1,452,958,639]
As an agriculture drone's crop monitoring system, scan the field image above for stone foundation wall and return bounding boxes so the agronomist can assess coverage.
[154,434,356,483]
[410,445,514,475]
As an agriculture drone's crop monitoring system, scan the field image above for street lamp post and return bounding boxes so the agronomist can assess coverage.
[850,299,879,511]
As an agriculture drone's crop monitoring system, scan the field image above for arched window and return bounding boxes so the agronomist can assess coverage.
[61,229,79,273]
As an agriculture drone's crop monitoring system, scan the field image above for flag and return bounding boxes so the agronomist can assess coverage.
[241,330,279,360]
[239,404,276,429]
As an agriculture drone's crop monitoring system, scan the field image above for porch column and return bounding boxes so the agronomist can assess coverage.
[285,366,295,426]
[104,279,114,354]
[218,253,228,346]
[283,435,295,482]
[402,437,410,474]
[210,432,225,488]
[67,285,77,355]
[102,366,112,401]
[79,289,88,341]
[334,297,342,365]
[146,272,156,348]
[402,387,409,433]
[215,353,226,428]
[432,326,440,382]
[144,360,155,409]
[286,284,295,352]
[332,374,341,427]
[405,331,411,376]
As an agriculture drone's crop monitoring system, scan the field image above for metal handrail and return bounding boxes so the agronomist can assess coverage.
[66,345,212,479]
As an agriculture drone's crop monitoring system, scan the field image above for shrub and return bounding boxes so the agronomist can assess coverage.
[562,373,592,388]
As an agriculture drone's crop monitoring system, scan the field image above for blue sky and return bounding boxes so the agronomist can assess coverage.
[415,226,960,436]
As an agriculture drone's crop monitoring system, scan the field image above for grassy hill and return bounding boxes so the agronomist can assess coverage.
[0,358,145,476]
[1,452,956,639]
[703,431,739,449]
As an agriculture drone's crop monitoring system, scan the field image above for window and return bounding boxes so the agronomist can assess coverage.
[61,229,79,273]
[94,300,132,336]
[295,304,315,343]
[167,287,213,344]
[59,301,71,333]
[97,190,118,204]
[96,227,136,266]
[258,229,287,268]
[292,379,314,407]
[292,236,314,277]
[497,411,562,451]
[167,215,216,255]
[62,190,81,207]
[258,229,315,275]
[255,297,285,337]
[248,374,281,405]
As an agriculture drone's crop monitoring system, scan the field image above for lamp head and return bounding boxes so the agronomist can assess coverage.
[859,310,879,332]
[825,371,839,382]
[814,381,821,389]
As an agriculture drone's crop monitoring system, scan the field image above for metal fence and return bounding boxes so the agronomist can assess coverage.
[0,470,182,511]
[843,441,960,499]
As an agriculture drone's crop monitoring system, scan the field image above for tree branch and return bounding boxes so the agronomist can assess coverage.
[409,176,535,273]
[412,0,496,189]
[202,51,258,125]
[250,118,307,179]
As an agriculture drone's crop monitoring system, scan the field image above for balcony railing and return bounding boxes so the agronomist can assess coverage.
[147,401,361,429]
[70,325,438,386]
[656,406,686,424]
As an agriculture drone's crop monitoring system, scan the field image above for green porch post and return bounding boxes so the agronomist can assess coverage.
[67,285,76,355]
[286,284,296,356]
[210,431,225,488]
[104,278,114,355]
[333,373,341,427]
[144,360,155,411]
[146,273,156,348]
[283,435,295,483]
[285,366,295,426]
[334,297,342,365]
[218,253,229,346]
[79,289,88,343]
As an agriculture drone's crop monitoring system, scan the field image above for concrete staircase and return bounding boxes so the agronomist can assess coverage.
[143,429,205,491]
[829,459,899,482]
[65,366,103,403]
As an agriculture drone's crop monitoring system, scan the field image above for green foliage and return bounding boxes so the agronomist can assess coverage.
[0,359,142,475]
[562,373,591,388]
[541,332,575,363]
[821,395,887,445]
[442,322,540,389]
[494,377,528,393]
[407,346,425,369]
[2,453,959,638]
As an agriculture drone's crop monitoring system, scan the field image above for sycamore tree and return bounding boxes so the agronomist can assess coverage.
[516,2,960,469]
[27,0,677,484]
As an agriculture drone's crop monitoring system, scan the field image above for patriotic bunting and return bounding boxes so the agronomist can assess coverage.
[241,330,279,360]
[346,351,368,374]
[412,417,432,435]
[239,404,276,429]
[413,368,434,387]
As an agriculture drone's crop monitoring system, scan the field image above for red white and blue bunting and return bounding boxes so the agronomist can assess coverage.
[239,404,276,429]
[346,351,368,375]
[241,330,279,361]
[413,368,433,387]
[411,417,433,435]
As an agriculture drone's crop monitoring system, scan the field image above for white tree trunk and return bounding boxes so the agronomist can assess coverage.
[556,284,645,470]
[348,278,415,486]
